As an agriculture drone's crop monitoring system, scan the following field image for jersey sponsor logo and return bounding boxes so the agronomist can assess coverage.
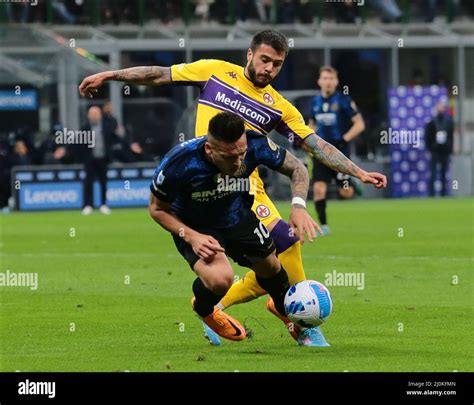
[191,189,235,202]
[214,91,271,126]
[199,77,282,133]
[256,204,271,218]
[192,189,218,200]
[315,112,337,126]
[263,92,274,104]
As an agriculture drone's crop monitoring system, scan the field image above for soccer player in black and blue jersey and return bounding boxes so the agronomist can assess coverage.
[148,112,320,342]
[309,66,366,235]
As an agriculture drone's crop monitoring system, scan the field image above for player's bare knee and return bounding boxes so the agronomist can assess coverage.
[208,275,233,295]
[313,182,327,201]
[314,190,326,201]
[339,187,354,199]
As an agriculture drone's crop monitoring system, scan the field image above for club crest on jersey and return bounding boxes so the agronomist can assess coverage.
[331,102,339,112]
[263,93,274,105]
[256,204,271,218]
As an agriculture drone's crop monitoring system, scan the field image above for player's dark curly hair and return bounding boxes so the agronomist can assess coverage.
[250,30,289,56]
[208,112,245,143]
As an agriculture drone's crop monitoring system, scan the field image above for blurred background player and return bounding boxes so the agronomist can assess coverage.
[308,66,366,236]
[148,112,319,343]
[79,30,387,346]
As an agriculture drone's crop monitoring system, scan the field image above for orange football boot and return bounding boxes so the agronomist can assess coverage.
[266,297,300,341]
[191,297,246,341]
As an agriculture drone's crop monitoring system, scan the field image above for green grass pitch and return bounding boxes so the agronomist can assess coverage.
[1,197,472,372]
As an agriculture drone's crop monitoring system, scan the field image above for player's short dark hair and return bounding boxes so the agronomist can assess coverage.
[251,30,289,56]
[208,112,245,143]
[319,65,338,77]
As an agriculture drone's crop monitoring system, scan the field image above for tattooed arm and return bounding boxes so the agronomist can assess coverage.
[79,66,171,98]
[301,133,387,188]
[276,150,321,243]
[276,150,310,205]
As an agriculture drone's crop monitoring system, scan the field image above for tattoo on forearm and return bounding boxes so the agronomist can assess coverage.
[112,66,171,85]
[302,134,362,177]
[277,152,309,201]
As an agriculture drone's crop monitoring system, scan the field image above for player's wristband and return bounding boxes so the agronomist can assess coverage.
[291,197,306,208]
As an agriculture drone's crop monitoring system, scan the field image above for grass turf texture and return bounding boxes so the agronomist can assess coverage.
[0,197,472,372]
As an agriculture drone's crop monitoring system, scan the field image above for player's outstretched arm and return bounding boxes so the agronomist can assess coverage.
[79,66,171,98]
[276,151,322,244]
[301,133,387,189]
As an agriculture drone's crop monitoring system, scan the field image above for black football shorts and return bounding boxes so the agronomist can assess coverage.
[173,210,275,270]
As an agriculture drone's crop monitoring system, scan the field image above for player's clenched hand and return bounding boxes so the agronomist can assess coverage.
[187,232,225,261]
[79,72,110,98]
[289,207,322,244]
[358,171,388,189]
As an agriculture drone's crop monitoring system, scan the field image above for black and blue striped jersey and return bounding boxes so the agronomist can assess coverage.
[150,130,286,228]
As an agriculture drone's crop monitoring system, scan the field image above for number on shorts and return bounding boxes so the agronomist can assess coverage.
[254,222,270,245]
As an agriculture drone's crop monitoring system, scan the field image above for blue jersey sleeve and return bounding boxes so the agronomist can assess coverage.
[252,134,287,170]
[150,163,178,203]
[340,95,359,119]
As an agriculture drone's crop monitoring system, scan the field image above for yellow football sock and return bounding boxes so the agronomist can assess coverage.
[219,242,306,309]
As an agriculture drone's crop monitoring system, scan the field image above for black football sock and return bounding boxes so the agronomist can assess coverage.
[256,266,290,317]
[315,199,327,225]
[192,278,224,318]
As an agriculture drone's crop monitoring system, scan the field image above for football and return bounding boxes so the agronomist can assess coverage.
[284,280,333,328]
